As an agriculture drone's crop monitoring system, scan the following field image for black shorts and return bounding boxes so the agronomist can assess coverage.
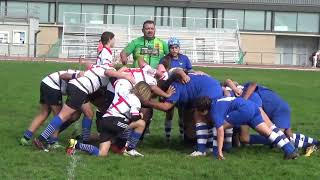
[99,116,129,143]
[65,83,89,110]
[88,87,114,112]
[39,82,62,106]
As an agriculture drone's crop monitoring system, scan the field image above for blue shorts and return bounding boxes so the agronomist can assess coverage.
[226,102,263,128]
[270,102,291,129]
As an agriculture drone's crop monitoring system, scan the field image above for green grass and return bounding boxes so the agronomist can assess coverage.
[1,61,320,179]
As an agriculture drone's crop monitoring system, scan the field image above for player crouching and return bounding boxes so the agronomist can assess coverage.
[67,81,152,157]
[193,96,299,160]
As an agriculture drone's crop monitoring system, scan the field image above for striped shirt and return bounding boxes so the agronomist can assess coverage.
[69,64,115,94]
[42,69,79,94]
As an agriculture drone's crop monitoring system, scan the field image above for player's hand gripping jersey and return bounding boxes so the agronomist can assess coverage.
[42,69,80,94]
[69,64,115,94]
[108,64,157,95]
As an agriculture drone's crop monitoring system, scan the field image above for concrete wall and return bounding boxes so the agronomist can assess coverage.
[240,33,276,65]
[36,26,59,57]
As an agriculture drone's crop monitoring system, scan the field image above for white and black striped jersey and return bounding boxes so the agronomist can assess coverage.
[69,64,115,94]
[103,92,141,121]
[96,48,113,66]
[42,69,79,94]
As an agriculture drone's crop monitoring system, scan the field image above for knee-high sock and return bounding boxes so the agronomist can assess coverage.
[249,134,271,145]
[207,128,213,152]
[164,119,172,139]
[291,133,319,148]
[76,142,99,156]
[271,125,290,144]
[23,130,33,140]
[127,131,142,151]
[195,122,208,153]
[40,115,63,142]
[268,131,295,155]
[223,128,233,152]
[82,116,92,143]
[212,128,218,157]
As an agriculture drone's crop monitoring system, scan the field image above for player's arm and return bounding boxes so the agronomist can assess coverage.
[216,126,225,160]
[222,87,231,97]
[143,99,174,111]
[120,41,135,65]
[60,71,83,80]
[150,85,175,98]
[104,69,135,85]
[225,79,242,97]
[242,82,257,100]
[169,68,190,84]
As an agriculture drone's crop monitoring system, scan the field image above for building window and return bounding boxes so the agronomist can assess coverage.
[265,11,272,31]
[134,6,155,25]
[207,9,214,28]
[49,3,56,23]
[169,7,183,27]
[82,4,104,24]
[155,7,169,26]
[185,8,207,28]
[113,5,134,25]
[0,31,9,43]
[28,2,50,23]
[244,10,265,31]
[297,13,319,33]
[58,3,81,24]
[224,9,244,29]
[274,12,297,32]
[6,1,28,18]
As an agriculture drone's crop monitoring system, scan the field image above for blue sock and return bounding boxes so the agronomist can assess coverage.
[292,133,319,148]
[77,143,99,156]
[40,115,63,141]
[82,117,92,143]
[249,134,271,145]
[127,131,142,151]
[268,131,295,155]
[223,128,233,152]
[207,128,213,151]
[195,122,208,153]
[23,130,33,140]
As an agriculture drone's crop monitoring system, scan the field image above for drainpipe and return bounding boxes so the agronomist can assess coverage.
[34,30,41,57]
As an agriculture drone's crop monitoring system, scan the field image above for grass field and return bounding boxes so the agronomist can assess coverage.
[1,61,320,180]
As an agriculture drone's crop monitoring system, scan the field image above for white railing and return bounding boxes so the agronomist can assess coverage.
[62,13,241,64]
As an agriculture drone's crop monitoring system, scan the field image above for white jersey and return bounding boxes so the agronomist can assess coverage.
[103,92,141,121]
[42,69,79,94]
[96,48,113,66]
[69,64,115,94]
[107,65,157,94]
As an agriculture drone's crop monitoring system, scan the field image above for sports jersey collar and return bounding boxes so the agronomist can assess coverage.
[104,47,112,55]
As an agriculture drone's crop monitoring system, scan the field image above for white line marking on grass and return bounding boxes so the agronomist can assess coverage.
[67,152,80,180]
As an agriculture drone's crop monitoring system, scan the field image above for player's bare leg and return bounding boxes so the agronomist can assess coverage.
[20,104,51,146]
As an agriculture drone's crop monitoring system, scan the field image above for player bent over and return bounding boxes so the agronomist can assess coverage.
[67,81,152,157]
[33,64,135,152]
[20,69,82,146]
[193,96,299,160]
